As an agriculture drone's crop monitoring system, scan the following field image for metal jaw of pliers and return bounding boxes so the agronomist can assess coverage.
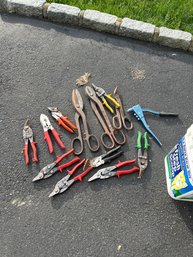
[136,131,150,178]
[32,149,78,181]
[88,160,139,181]
[40,114,65,153]
[92,83,120,114]
[47,107,77,134]
[84,146,123,169]
[49,159,92,197]
[127,104,178,146]
[22,119,38,165]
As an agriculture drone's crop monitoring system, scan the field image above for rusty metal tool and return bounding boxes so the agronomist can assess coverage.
[112,87,133,131]
[85,86,126,149]
[71,89,100,155]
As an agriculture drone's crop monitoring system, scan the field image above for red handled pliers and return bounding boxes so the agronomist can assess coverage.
[22,119,38,165]
[40,114,65,153]
[88,159,139,181]
[32,149,80,181]
[48,107,77,134]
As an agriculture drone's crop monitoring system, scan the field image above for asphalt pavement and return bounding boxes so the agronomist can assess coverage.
[0,14,193,257]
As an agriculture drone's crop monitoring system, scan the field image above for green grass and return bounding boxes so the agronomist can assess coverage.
[47,0,193,34]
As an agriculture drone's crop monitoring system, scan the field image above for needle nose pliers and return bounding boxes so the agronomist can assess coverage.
[22,119,38,165]
[48,107,77,133]
[40,114,65,153]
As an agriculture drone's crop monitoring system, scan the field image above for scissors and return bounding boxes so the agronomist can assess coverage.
[85,86,126,149]
[112,87,133,130]
[71,89,100,155]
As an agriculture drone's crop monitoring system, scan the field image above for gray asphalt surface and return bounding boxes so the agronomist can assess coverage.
[0,14,193,257]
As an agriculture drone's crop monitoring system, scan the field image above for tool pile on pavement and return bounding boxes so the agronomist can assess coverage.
[22,82,179,198]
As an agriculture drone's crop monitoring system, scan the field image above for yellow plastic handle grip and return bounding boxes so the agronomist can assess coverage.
[102,98,114,114]
[106,94,120,108]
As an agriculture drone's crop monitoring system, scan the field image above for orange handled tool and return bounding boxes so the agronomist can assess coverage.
[48,107,77,133]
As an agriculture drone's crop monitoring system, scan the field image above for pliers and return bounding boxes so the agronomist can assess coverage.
[84,146,123,169]
[32,149,80,181]
[136,131,150,178]
[22,119,38,165]
[48,107,77,134]
[49,159,88,197]
[92,83,120,114]
[40,114,65,153]
[127,104,178,146]
[88,160,139,181]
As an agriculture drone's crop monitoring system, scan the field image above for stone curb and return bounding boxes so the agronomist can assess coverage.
[0,0,193,52]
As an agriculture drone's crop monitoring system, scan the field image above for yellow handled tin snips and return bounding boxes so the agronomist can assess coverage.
[92,83,120,113]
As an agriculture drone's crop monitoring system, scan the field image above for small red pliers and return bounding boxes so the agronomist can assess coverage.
[40,114,65,153]
[48,107,77,133]
[22,119,38,165]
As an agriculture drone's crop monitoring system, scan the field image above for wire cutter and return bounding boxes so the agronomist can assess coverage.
[49,159,88,197]
[22,119,38,165]
[127,104,178,146]
[47,107,77,134]
[88,160,139,181]
[84,146,123,169]
[40,114,65,153]
[136,131,150,178]
[32,149,80,181]
[92,84,120,114]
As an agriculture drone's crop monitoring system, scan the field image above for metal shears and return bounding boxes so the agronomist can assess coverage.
[71,89,100,155]
[85,86,126,149]
[112,87,133,131]
[92,84,120,114]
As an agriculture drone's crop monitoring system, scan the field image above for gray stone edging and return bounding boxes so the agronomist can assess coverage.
[0,0,193,52]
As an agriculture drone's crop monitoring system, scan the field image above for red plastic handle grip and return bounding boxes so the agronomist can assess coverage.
[67,159,85,175]
[61,116,77,130]
[57,118,74,133]
[23,144,29,165]
[44,131,53,153]
[31,142,38,163]
[51,128,65,149]
[116,166,139,177]
[58,157,80,172]
[55,148,74,164]
[74,166,93,182]
[116,159,136,169]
